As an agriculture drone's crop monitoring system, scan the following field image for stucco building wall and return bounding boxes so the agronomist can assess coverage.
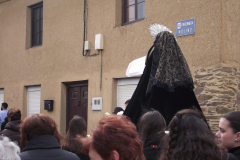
[0,0,239,134]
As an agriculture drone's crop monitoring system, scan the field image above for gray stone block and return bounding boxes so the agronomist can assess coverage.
[222,67,232,73]
[197,94,213,103]
[194,87,204,95]
[216,106,230,114]
[195,73,213,79]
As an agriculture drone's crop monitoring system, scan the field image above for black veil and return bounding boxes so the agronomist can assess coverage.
[124,31,202,125]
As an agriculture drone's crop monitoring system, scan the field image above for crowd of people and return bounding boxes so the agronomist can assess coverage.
[0,102,239,160]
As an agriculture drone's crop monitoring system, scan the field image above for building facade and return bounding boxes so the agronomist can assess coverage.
[0,0,240,134]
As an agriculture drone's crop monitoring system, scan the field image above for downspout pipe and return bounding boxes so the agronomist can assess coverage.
[82,0,87,56]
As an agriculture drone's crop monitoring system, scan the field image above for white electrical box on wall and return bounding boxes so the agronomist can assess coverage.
[92,97,102,110]
[95,34,104,50]
[84,41,90,50]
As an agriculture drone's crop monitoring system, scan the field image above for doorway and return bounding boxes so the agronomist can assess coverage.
[66,83,88,131]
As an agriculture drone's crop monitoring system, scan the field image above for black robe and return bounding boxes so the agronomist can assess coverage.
[124,31,202,125]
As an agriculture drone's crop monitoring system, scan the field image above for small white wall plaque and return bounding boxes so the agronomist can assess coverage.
[92,97,102,110]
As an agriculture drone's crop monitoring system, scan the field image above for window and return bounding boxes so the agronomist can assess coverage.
[117,78,140,110]
[27,86,41,116]
[31,2,43,47]
[122,0,145,25]
[0,89,4,104]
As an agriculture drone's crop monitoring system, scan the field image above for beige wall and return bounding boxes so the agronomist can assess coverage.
[221,0,240,64]
[0,0,240,134]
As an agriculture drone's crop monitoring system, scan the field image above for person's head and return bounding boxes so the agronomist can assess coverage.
[216,111,240,151]
[0,136,20,160]
[82,115,145,160]
[20,113,61,148]
[62,115,87,154]
[1,102,8,110]
[113,107,124,114]
[8,109,21,121]
[139,109,166,145]
[160,109,223,160]
[67,115,87,138]
[124,99,130,108]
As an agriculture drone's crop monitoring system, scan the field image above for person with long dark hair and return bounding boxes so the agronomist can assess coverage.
[139,110,166,160]
[160,109,228,160]
[216,111,240,159]
[19,114,79,160]
[62,115,90,160]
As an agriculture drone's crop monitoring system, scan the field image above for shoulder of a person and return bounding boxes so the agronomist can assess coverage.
[18,151,31,160]
[0,128,10,135]
[0,129,5,133]
[19,149,80,160]
[62,149,80,158]
[77,153,90,160]
[228,153,238,160]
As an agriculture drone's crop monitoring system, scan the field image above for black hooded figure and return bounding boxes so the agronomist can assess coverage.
[124,30,202,126]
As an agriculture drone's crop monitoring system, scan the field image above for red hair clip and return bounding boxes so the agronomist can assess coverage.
[151,145,156,148]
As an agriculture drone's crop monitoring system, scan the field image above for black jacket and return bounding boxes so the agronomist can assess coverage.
[0,120,21,147]
[1,116,8,131]
[77,154,90,160]
[19,135,80,160]
[229,146,240,160]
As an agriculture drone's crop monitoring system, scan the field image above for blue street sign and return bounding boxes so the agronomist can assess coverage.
[176,18,195,37]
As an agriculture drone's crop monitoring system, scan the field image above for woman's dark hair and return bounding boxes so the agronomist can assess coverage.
[139,109,166,146]
[62,115,87,154]
[20,113,62,148]
[222,111,240,133]
[160,109,225,160]
[67,115,87,138]
[8,109,21,121]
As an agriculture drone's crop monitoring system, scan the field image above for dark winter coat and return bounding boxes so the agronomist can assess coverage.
[77,154,90,160]
[229,146,240,160]
[1,116,8,131]
[0,120,21,147]
[19,135,80,160]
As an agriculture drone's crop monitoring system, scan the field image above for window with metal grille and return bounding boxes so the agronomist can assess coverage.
[122,0,145,25]
[31,2,43,47]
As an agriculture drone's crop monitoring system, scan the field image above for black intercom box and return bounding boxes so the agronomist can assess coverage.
[44,100,53,111]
